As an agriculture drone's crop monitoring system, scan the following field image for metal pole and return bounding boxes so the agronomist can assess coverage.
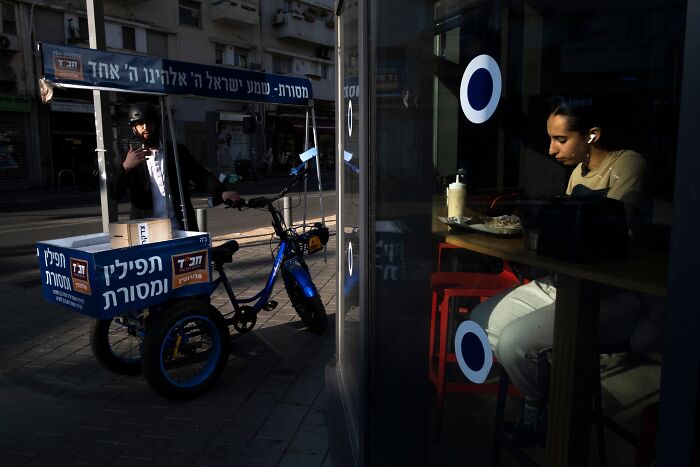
[158,95,174,223]
[165,96,189,231]
[303,108,309,228]
[310,103,324,225]
[86,0,117,232]
[282,196,292,228]
[310,102,326,261]
[196,208,207,232]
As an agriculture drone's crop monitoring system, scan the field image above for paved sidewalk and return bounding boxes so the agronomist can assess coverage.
[0,238,337,467]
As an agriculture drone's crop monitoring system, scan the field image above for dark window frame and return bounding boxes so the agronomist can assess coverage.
[178,0,201,28]
[1,1,16,35]
[122,25,136,50]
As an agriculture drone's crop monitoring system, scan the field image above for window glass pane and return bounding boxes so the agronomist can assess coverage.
[273,55,291,74]
[1,1,16,35]
[179,0,201,28]
[214,43,224,64]
[78,17,88,42]
[122,26,135,50]
[338,0,362,458]
[34,8,63,43]
[367,0,686,464]
[146,30,168,57]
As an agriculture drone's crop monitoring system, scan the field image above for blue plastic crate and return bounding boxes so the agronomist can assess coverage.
[37,230,214,320]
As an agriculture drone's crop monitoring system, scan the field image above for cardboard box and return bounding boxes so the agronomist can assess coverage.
[109,218,172,248]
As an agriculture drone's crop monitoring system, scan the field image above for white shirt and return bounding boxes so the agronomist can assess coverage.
[145,146,178,229]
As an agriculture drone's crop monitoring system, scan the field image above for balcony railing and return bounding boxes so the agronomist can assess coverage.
[210,0,259,28]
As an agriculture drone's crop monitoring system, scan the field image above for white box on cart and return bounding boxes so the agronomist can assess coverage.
[108,218,172,249]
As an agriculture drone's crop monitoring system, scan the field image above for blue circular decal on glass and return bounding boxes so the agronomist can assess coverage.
[460,54,502,124]
[467,68,493,111]
[461,332,485,371]
[454,320,493,384]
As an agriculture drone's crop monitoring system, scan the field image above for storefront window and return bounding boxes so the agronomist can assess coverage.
[424,1,684,465]
[333,0,692,465]
[337,0,362,459]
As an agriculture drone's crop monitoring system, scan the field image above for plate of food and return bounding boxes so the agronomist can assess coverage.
[438,216,473,229]
[467,215,522,236]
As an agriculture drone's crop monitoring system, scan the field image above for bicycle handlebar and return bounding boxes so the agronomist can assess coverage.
[227,166,310,211]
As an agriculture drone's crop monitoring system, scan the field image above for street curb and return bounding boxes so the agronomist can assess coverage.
[213,215,337,246]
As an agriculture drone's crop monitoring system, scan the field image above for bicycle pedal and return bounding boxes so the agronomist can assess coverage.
[263,300,278,311]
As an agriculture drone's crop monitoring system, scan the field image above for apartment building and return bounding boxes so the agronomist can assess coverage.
[0,0,335,191]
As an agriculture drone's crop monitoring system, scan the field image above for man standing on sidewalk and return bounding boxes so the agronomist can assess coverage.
[110,102,240,231]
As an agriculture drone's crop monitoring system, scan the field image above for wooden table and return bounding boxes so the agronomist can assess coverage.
[435,221,667,466]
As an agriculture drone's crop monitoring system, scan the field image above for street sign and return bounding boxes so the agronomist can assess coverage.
[41,42,314,106]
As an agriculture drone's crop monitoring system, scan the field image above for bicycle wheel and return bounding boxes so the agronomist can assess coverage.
[90,315,144,375]
[282,269,328,334]
[141,300,229,400]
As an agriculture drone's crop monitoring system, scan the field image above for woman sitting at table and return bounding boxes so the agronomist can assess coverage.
[470,99,661,447]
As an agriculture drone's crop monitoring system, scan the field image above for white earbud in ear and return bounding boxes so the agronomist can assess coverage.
[588,134,595,144]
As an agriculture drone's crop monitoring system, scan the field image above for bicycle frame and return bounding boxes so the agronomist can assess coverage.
[208,174,325,320]
[211,238,292,316]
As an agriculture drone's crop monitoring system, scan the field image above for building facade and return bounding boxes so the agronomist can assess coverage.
[0,0,335,191]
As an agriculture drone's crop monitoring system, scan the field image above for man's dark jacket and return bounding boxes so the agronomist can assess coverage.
[110,144,226,231]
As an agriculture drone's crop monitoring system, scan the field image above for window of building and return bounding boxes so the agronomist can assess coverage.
[322,64,332,80]
[122,26,136,51]
[179,0,201,28]
[215,43,248,68]
[234,50,247,68]
[1,1,16,35]
[273,55,292,74]
[215,43,224,65]
[34,8,63,43]
[147,30,168,57]
[65,14,88,44]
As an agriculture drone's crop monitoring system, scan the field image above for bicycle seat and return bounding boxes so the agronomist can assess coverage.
[212,240,239,264]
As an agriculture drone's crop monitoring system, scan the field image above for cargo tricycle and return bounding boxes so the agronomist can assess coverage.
[37,42,328,400]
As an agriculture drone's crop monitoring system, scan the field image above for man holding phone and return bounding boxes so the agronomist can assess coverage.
[110,102,240,231]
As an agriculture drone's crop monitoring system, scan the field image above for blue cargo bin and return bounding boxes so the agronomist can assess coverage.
[37,230,214,320]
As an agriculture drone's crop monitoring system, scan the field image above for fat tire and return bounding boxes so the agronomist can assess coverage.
[90,317,142,375]
[282,270,328,334]
[141,300,229,400]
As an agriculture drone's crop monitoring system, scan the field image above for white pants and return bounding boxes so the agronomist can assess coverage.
[470,276,647,403]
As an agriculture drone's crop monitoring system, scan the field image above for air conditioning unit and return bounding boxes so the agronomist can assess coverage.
[272,12,286,25]
[0,34,19,52]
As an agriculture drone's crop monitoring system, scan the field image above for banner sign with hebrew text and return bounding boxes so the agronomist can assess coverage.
[37,232,215,320]
[40,42,313,106]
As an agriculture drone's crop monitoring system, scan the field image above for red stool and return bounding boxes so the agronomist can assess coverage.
[633,401,658,467]
[429,255,522,412]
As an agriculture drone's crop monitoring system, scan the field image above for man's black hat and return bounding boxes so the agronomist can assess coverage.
[128,102,159,126]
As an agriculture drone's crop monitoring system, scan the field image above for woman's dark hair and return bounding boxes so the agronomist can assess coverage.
[550,97,617,149]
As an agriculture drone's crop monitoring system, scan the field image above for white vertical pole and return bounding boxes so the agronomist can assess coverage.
[310,103,324,225]
[196,208,207,232]
[303,108,309,228]
[86,0,117,232]
[282,196,292,228]
[165,96,189,231]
